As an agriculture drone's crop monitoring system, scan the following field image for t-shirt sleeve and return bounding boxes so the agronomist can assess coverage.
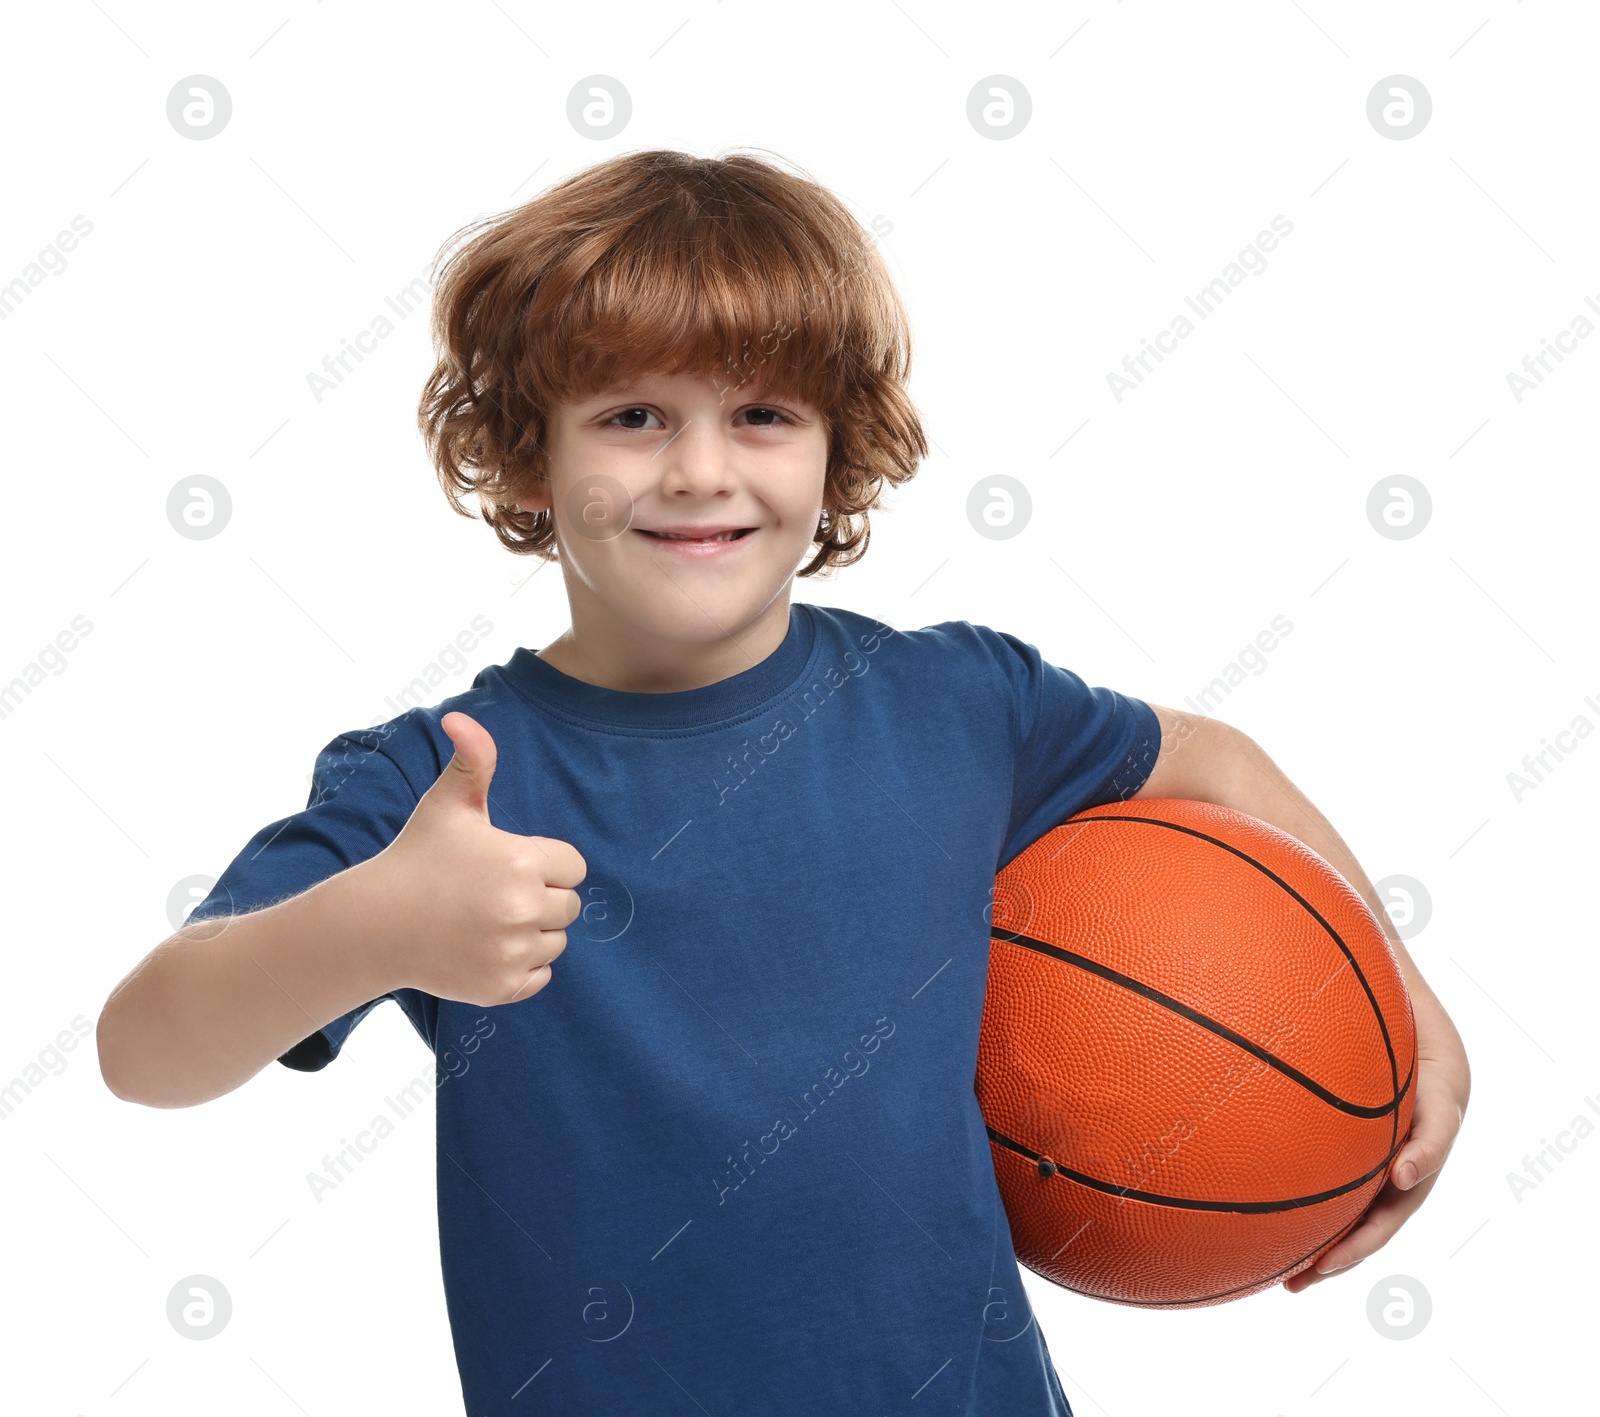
[977,625,1163,868]
[183,720,438,1072]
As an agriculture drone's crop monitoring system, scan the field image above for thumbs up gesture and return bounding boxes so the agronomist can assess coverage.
[369,711,587,1008]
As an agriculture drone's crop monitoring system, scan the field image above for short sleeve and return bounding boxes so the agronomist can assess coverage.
[184,719,439,1071]
[980,626,1163,868]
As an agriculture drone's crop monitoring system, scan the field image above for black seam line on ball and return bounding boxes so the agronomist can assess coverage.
[1394,1047,1416,1109]
[1014,1197,1375,1307]
[993,928,1397,1119]
[986,1125,1399,1214]
[1028,811,1403,1154]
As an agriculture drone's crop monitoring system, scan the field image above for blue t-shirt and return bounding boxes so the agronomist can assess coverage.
[188,601,1160,1416]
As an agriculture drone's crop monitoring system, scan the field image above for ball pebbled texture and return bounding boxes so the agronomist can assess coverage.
[977,798,1417,1308]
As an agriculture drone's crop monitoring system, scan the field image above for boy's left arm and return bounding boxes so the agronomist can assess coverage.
[1130,705,1471,1292]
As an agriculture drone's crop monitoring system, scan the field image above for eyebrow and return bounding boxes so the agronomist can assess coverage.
[579,381,797,406]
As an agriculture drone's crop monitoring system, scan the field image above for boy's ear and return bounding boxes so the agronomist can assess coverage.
[514,483,552,515]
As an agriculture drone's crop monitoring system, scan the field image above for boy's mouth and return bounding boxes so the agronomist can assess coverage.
[637,527,756,543]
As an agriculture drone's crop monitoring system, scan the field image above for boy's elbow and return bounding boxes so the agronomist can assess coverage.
[98,1056,199,1110]
[96,1007,252,1110]
[96,1001,179,1109]
[96,1007,146,1105]
[100,1068,154,1107]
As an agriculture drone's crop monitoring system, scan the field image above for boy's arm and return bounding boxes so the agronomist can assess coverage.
[1128,704,1471,1292]
[98,711,580,1110]
[97,857,403,1109]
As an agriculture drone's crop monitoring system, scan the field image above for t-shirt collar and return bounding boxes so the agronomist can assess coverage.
[499,600,818,731]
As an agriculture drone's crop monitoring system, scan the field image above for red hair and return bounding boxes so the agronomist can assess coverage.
[416,148,927,576]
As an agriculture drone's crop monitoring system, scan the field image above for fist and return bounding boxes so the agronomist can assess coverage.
[370,710,587,1008]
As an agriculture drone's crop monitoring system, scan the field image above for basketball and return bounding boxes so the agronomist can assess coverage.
[977,797,1417,1308]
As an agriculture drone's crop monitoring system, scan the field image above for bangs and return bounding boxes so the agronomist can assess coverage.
[518,174,895,417]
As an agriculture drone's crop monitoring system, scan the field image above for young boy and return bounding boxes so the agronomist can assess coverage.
[98,149,1469,1416]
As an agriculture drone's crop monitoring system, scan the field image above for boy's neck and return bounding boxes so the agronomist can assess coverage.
[535,594,794,695]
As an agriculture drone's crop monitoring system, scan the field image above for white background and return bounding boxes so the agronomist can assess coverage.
[2,1,1594,1413]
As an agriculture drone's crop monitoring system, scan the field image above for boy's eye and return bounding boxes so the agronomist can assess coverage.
[607,407,664,430]
[603,405,793,431]
[739,406,790,427]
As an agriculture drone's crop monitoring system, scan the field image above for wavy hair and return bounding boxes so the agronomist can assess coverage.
[416,148,927,577]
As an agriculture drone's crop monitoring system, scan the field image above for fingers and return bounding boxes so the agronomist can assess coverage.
[1392,1095,1461,1191]
[526,836,588,891]
[518,883,581,931]
[1286,1056,1469,1292]
[433,712,498,817]
[559,886,582,928]
[1282,1170,1439,1293]
[500,963,553,1008]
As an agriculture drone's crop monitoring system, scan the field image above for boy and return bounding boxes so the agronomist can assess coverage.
[98,149,1469,1416]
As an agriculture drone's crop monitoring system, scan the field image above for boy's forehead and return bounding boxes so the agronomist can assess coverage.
[577,369,797,403]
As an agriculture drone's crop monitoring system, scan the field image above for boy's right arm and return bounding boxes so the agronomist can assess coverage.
[97,711,585,1109]
[97,855,408,1109]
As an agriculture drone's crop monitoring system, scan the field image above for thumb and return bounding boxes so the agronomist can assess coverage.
[430,711,497,818]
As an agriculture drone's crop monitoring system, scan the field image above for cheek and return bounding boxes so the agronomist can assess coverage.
[777,444,829,522]
[554,467,645,539]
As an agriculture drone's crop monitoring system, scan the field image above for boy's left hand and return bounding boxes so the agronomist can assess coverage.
[1130,710,1473,1295]
[1282,990,1471,1292]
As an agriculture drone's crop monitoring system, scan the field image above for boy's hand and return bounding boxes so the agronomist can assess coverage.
[363,710,587,1008]
[1129,709,1471,1295]
[1283,988,1471,1293]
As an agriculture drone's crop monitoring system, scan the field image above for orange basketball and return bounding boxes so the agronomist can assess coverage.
[977,798,1417,1308]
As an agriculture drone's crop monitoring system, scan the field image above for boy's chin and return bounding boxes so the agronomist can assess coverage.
[614,586,792,643]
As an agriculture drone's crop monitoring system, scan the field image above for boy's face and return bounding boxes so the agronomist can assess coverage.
[521,370,829,664]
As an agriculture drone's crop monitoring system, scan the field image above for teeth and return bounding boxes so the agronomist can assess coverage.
[655,530,740,541]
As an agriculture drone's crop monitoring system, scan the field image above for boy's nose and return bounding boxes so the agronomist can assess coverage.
[655,422,741,497]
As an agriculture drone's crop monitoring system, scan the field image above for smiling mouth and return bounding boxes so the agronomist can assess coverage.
[637,528,756,542]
